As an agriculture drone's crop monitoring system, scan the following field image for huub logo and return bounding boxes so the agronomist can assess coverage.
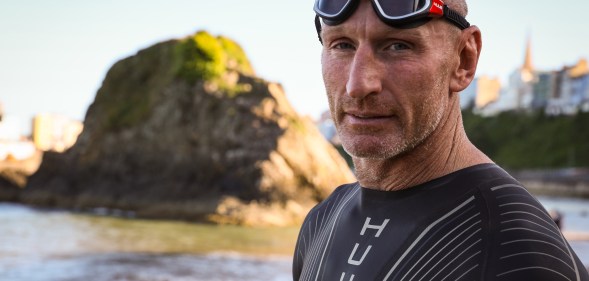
[340,217,390,280]
[433,2,443,10]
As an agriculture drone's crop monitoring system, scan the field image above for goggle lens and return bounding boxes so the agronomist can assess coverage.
[375,0,426,17]
[315,0,353,16]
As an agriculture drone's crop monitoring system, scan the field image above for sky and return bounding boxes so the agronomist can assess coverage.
[1,0,588,134]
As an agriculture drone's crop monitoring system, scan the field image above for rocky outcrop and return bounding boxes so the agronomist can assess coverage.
[0,169,25,201]
[21,31,355,226]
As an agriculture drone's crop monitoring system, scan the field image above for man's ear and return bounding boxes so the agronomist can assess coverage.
[450,26,482,93]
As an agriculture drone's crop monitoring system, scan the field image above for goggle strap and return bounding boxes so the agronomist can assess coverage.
[315,15,324,44]
[443,5,470,30]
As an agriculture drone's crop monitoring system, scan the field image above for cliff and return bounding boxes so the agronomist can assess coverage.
[21,31,355,226]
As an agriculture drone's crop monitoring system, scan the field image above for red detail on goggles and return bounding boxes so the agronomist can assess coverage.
[429,0,444,16]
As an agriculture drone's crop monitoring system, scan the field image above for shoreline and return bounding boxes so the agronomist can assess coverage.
[2,201,589,244]
[524,180,589,198]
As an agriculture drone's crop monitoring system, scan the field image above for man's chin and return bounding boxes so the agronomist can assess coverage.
[341,139,407,160]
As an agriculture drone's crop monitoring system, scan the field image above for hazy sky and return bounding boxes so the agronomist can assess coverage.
[1,0,588,131]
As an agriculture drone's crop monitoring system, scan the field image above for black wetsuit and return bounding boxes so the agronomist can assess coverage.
[293,164,589,280]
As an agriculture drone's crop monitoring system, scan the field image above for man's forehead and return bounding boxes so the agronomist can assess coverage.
[321,18,435,40]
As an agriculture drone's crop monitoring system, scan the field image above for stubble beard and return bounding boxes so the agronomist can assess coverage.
[343,91,446,185]
[335,79,447,162]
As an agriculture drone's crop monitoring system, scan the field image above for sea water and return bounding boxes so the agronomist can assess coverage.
[0,196,587,280]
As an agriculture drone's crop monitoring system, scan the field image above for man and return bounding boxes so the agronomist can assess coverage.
[293,0,589,280]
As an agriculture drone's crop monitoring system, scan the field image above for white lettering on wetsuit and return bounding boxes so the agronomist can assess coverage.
[341,217,390,280]
[361,217,389,237]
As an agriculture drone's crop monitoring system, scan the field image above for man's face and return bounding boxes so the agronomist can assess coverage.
[321,0,458,160]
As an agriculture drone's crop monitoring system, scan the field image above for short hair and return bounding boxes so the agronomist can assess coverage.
[444,0,468,17]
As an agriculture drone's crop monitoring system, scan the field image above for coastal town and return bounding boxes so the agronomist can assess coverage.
[0,34,588,279]
[461,39,589,116]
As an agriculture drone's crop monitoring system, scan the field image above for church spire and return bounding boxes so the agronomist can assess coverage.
[522,34,533,72]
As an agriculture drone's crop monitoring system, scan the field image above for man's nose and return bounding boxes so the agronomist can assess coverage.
[346,46,383,99]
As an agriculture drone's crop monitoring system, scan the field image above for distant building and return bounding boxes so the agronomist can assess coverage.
[461,76,501,109]
[0,116,24,142]
[546,59,589,115]
[481,71,532,115]
[32,113,83,152]
[460,76,501,111]
[531,70,556,110]
[476,77,502,109]
[0,105,36,161]
[565,59,589,112]
[0,140,36,161]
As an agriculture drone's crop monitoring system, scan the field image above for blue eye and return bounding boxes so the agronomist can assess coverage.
[389,42,410,51]
[334,42,355,50]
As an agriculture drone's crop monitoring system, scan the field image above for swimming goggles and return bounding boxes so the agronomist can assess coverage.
[314,0,470,42]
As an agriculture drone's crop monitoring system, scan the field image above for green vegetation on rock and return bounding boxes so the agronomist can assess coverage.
[175,31,227,82]
[95,41,178,131]
[174,31,254,83]
[218,36,255,75]
[95,30,256,131]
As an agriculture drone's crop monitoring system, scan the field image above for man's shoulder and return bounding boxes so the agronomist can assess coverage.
[446,163,518,190]
[468,165,554,236]
[468,168,589,280]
